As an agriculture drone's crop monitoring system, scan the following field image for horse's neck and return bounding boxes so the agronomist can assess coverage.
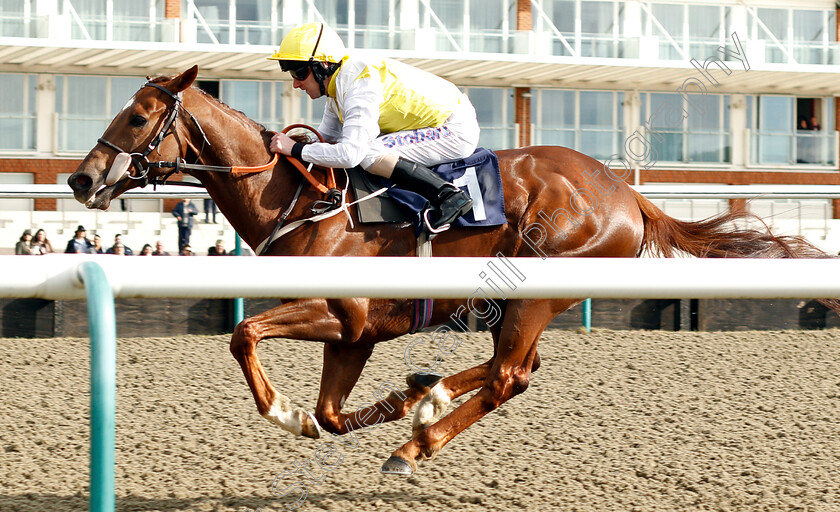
[183,93,299,251]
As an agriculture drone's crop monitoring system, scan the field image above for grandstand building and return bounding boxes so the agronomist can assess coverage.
[1,0,840,252]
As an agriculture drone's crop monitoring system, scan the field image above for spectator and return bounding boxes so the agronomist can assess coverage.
[64,225,94,254]
[32,229,54,255]
[810,116,821,131]
[106,234,133,255]
[15,229,34,255]
[92,234,105,254]
[207,239,228,256]
[180,244,194,256]
[152,240,170,256]
[204,198,217,223]
[172,199,198,253]
[140,243,154,255]
[112,243,126,256]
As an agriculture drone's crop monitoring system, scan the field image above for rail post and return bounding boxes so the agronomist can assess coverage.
[78,261,116,512]
[233,234,244,325]
[582,298,592,332]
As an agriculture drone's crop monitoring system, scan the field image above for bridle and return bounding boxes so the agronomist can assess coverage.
[97,82,212,187]
[95,81,327,191]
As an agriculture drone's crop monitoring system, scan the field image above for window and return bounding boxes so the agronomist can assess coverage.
[63,0,164,41]
[533,89,623,161]
[750,7,836,65]
[543,0,575,56]
[354,0,394,49]
[424,0,464,51]
[793,10,834,64]
[56,75,145,153]
[221,80,284,132]
[0,0,31,37]
[580,1,619,58]
[308,0,397,49]
[192,0,231,44]
[466,87,515,150]
[640,92,730,164]
[748,95,835,165]
[688,5,726,57]
[417,0,512,53]
[649,3,683,60]
[468,0,514,53]
[0,74,36,151]
[234,0,272,45]
[756,8,788,64]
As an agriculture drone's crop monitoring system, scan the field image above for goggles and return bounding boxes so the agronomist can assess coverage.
[281,61,311,81]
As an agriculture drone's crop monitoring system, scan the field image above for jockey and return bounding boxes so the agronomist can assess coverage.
[268,22,478,231]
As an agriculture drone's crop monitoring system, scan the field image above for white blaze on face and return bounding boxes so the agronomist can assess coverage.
[120,94,136,113]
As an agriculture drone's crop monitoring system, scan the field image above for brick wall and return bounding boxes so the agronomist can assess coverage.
[517,0,532,31]
[165,0,180,19]
[514,88,531,147]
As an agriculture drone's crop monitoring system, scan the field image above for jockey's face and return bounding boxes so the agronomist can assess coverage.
[294,72,322,99]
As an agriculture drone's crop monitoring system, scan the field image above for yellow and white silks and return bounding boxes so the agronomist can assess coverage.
[300,56,480,170]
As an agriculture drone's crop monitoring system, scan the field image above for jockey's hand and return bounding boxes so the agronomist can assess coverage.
[270,132,296,156]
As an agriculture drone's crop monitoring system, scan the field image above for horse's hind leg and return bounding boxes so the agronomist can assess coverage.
[411,309,542,433]
[412,360,491,434]
[382,298,565,475]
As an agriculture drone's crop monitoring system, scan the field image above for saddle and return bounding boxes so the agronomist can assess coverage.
[348,148,507,230]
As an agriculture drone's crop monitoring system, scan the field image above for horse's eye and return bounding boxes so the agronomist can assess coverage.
[130,115,147,127]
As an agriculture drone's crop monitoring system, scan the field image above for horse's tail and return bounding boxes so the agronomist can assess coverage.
[630,189,840,313]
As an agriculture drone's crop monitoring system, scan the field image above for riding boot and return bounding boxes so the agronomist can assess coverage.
[389,157,473,231]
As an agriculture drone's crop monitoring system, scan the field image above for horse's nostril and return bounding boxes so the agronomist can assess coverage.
[69,174,93,191]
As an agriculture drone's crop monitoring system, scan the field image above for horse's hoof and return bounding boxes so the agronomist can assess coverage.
[406,371,443,390]
[300,410,322,439]
[380,455,415,475]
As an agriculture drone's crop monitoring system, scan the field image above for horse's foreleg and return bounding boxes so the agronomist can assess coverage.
[312,343,433,434]
[382,299,563,474]
[230,298,362,439]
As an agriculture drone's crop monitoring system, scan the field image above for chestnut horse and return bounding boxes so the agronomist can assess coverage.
[68,66,838,475]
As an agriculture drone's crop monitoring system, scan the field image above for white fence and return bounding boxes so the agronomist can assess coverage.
[4,255,840,301]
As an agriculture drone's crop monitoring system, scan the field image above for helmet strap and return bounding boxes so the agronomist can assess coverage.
[311,61,341,97]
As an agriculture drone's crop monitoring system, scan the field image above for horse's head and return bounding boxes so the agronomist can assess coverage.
[67,66,199,210]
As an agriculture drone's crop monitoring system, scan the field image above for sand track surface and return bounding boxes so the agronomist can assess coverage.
[1,329,839,512]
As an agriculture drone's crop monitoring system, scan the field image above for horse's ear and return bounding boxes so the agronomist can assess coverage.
[170,65,199,93]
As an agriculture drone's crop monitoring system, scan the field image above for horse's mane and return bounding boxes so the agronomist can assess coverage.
[149,74,270,135]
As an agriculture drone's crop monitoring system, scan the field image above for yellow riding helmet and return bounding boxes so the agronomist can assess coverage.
[268,23,346,64]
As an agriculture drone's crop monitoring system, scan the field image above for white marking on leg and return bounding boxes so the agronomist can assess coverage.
[261,395,321,438]
[412,382,450,434]
[261,395,301,434]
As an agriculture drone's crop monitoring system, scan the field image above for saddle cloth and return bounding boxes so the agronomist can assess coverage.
[348,148,507,229]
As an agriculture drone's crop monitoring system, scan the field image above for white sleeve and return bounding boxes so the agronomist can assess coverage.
[317,100,342,143]
[301,74,382,169]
